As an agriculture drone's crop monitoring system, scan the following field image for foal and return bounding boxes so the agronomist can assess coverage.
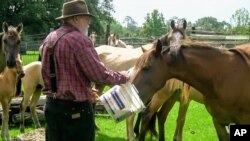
[0,59,24,141]
[18,61,43,133]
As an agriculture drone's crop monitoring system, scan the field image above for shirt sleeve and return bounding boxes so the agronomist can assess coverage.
[74,36,127,85]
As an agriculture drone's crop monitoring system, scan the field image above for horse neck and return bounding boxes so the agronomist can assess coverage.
[171,47,225,97]
[1,67,18,87]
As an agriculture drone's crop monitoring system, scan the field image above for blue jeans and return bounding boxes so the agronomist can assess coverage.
[45,97,95,141]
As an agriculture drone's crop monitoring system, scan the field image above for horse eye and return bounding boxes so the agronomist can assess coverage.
[142,66,150,71]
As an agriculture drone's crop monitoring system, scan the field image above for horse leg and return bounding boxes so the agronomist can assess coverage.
[157,93,179,141]
[212,119,229,141]
[93,83,105,130]
[126,114,136,141]
[1,99,11,141]
[173,84,191,141]
[139,107,157,141]
[173,99,190,141]
[133,112,141,138]
[29,86,42,129]
[20,87,34,133]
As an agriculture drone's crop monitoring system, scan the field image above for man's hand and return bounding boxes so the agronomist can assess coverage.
[91,89,100,103]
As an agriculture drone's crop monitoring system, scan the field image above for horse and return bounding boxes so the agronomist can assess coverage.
[0,22,23,72]
[19,61,44,133]
[89,31,97,47]
[0,59,24,141]
[132,39,250,141]
[107,33,133,48]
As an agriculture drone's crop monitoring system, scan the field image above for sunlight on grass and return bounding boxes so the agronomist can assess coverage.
[5,99,218,141]
[94,101,218,141]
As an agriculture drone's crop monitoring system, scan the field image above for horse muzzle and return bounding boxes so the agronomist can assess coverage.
[7,60,17,68]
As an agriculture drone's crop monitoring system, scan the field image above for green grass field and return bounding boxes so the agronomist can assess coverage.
[5,101,218,141]
[21,51,39,65]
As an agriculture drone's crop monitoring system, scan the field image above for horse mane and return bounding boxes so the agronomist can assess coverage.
[180,39,215,48]
[135,43,158,70]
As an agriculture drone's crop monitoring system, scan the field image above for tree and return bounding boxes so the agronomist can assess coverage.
[195,16,231,33]
[230,8,250,34]
[140,9,167,37]
[110,21,124,36]
[0,0,115,36]
[122,16,139,37]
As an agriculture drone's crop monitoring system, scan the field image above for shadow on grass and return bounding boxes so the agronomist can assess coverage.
[95,132,125,141]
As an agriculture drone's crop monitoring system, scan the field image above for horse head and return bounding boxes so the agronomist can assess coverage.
[131,40,172,103]
[1,22,23,68]
[132,19,187,104]
[108,33,119,47]
[159,19,187,47]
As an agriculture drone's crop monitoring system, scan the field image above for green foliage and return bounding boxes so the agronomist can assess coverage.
[0,0,114,37]
[230,7,250,34]
[110,21,125,36]
[195,16,231,33]
[140,9,167,37]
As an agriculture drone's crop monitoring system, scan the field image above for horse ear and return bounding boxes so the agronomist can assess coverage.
[183,19,187,30]
[2,22,8,33]
[140,46,147,53]
[17,23,23,34]
[155,40,162,56]
[170,20,175,29]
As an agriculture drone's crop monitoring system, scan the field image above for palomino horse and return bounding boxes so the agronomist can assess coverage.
[0,22,23,72]
[132,39,250,141]
[0,59,24,141]
[19,61,44,133]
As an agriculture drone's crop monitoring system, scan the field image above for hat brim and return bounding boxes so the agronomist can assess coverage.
[56,13,95,20]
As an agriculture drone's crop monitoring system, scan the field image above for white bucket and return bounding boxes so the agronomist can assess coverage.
[99,82,145,122]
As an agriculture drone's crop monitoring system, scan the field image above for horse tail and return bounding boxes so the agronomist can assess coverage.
[15,76,22,96]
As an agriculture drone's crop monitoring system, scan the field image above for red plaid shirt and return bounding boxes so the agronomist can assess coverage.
[42,24,127,102]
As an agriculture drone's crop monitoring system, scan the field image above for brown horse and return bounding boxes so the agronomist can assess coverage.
[132,39,250,141]
[0,22,23,72]
[0,59,23,141]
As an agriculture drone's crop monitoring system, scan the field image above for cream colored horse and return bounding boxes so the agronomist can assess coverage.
[0,59,23,141]
[19,61,43,133]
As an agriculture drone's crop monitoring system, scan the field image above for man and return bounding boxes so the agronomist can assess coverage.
[41,1,129,141]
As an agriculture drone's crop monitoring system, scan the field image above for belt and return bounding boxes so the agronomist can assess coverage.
[46,96,91,108]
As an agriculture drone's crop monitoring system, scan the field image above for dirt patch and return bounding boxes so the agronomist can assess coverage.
[13,128,45,141]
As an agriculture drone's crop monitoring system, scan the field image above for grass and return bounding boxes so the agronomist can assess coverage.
[5,101,218,141]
